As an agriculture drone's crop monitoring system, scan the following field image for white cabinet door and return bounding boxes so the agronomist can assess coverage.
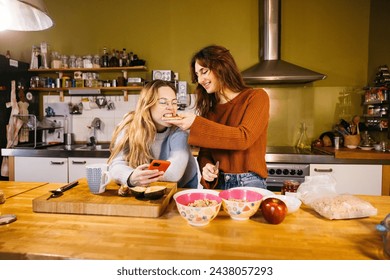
[310,164,382,195]
[14,157,68,183]
[68,157,108,182]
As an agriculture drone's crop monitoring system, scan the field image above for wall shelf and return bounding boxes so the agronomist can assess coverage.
[28,66,147,101]
[28,66,147,73]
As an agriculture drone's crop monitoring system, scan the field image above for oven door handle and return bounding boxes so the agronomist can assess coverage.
[313,168,333,173]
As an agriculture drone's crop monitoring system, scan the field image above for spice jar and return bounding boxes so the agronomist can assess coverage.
[69,55,76,68]
[75,56,83,68]
[50,51,62,69]
[92,55,101,68]
[367,105,374,115]
[282,180,301,195]
[61,55,69,68]
[83,55,93,68]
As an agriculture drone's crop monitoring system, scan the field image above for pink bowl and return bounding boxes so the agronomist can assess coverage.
[219,189,263,202]
[173,189,222,227]
[219,189,263,220]
[175,192,222,205]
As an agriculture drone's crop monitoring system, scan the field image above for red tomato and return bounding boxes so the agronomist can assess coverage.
[261,197,287,224]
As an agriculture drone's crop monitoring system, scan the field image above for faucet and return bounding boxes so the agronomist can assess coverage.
[90,117,101,130]
[87,118,101,147]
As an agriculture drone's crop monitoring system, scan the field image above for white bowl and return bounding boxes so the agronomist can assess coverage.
[346,145,357,149]
[262,194,302,214]
[359,146,374,151]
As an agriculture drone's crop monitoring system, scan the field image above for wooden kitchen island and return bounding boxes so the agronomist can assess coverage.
[0,180,389,260]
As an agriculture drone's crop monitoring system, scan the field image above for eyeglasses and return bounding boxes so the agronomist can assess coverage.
[158,98,178,106]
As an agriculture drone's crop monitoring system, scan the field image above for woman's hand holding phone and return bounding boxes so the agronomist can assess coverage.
[128,163,164,186]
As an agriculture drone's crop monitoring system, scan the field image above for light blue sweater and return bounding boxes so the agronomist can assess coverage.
[109,127,198,188]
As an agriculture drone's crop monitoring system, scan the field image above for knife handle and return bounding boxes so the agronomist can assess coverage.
[59,180,79,192]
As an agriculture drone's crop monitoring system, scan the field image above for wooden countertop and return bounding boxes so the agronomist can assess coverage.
[313,146,390,160]
[0,181,389,260]
[0,181,47,199]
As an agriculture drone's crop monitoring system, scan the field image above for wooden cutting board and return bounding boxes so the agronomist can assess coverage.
[32,179,177,218]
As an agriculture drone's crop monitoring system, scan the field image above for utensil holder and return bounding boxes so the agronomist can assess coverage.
[343,135,361,147]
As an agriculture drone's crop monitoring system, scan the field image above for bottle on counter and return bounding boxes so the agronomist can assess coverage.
[296,122,311,150]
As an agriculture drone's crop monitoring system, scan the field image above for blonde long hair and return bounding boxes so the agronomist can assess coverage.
[108,80,176,168]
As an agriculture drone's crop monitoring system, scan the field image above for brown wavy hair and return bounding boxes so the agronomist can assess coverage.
[108,80,177,168]
[190,45,249,116]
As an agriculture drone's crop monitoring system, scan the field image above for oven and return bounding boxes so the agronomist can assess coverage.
[266,163,310,192]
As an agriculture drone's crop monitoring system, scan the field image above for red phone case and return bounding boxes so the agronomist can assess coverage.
[148,160,171,172]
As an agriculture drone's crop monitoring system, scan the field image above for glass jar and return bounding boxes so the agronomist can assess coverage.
[50,51,62,68]
[92,55,101,68]
[75,56,83,68]
[377,213,390,258]
[281,180,301,195]
[61,55,69,68]
[83,55,93,68]
[30,76,40,88]
[69,55,77,68]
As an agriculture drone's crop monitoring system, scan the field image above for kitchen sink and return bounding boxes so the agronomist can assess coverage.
[46,144,110,151]
[75,144,110,151]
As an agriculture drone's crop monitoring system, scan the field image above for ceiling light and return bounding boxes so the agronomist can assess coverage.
[0,0,54,31]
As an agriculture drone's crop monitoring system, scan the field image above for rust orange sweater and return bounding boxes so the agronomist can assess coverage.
[188,88,270,189]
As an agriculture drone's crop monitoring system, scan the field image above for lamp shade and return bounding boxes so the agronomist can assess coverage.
[0,0,54,31]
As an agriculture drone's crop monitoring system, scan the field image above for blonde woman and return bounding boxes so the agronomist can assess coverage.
[108,80,198,189]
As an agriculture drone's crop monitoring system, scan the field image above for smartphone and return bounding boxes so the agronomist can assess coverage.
[148,160,171,172]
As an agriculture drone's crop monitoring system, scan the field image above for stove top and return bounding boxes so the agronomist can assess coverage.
[266,146,313,155]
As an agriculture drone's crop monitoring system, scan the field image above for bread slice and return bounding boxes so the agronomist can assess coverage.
[161,113,182,121]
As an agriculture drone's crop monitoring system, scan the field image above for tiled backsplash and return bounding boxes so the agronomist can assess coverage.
[43,94,196,144]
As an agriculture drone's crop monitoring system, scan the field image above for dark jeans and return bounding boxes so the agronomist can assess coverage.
[216,171,267,190]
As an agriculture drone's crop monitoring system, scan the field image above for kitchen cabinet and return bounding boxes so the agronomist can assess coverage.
[14,156,108,183]
[14,156,68,182]
[28,66,147,102]
[310,164,382,195]
[68,157,107,182]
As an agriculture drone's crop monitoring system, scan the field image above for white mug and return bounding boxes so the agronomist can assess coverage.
[85,163,111,194]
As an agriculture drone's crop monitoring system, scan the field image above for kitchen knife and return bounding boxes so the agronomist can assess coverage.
[47,180,79,200]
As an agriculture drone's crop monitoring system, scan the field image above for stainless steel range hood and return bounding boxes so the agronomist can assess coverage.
[242,0,326,84]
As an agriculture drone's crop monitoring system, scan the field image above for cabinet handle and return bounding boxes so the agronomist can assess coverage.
[314,168,333,173]
[50,161,65,165]
[72,161,87,165]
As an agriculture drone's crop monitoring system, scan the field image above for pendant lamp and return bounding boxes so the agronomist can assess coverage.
[0,0,54,31]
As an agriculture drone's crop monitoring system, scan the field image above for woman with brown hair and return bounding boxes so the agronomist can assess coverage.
[165,45,270,190]
[108,80,198,190]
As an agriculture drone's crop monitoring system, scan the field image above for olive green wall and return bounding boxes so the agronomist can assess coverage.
[368,0,390,83]
[1,0,370,86]
[1,0,386,145]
